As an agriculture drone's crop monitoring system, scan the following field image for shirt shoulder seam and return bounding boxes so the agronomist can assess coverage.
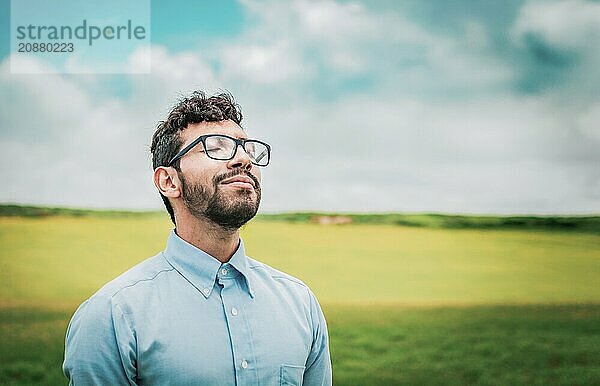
[249,264,308,288]
[108,267,174,299]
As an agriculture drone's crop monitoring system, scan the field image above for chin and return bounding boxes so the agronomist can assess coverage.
[221,185,256,198]
[222,189,257,203]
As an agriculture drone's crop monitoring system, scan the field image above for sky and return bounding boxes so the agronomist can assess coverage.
[0,0,599,214]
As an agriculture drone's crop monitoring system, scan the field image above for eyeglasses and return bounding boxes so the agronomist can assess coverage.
[168,134,271,167]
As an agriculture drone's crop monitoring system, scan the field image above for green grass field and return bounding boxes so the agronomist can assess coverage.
[1,214,599,385]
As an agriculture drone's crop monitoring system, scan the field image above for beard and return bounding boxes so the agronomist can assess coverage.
[180,169,261,230]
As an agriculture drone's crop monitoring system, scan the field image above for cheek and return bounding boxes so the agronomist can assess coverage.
[252,167,262,184]
[183,165,219,189]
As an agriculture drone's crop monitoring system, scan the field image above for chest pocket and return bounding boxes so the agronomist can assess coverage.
[280,364,305,386]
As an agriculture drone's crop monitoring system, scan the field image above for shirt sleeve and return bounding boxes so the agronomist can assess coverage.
[63,295,137,386]
[303,289,332,386]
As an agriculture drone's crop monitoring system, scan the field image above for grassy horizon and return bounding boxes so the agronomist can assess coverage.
[2,216,599,306]
[2,203,600,233]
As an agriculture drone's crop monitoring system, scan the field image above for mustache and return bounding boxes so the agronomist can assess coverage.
[213,169,260,189]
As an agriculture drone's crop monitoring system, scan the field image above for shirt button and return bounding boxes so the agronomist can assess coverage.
[221,268,228,276]
[231,307,238,316]
[241,360,248,369]
[202,287,210,295]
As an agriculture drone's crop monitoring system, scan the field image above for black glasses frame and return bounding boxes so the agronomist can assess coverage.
[168,134,271,167]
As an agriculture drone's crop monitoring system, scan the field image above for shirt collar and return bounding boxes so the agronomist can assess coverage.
[163,229,254,299]
[227,238,255,298]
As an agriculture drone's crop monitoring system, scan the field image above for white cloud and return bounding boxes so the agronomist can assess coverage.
[0,55,157,209]
[220,40,311,84]
[252,92,600,214]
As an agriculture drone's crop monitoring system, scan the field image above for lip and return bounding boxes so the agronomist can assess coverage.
[220,175,256,189]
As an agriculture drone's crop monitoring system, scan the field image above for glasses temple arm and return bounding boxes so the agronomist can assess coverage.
[168,136,205,166]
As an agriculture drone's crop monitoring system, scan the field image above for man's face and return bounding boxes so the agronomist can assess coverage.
[176,120,262,229]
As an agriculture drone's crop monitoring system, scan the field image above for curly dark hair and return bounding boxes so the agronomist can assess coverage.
[150,91,243,224]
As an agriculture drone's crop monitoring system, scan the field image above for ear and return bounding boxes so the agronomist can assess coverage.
[153,166,181,199]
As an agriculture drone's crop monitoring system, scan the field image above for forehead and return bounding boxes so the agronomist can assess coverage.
[181,120,246,144]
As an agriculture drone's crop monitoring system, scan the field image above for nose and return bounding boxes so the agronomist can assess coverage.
[227,143,252,170]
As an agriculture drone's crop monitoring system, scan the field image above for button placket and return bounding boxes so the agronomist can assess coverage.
[218,275,256,383]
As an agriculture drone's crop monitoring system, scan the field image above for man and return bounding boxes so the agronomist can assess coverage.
[63,91,332,385]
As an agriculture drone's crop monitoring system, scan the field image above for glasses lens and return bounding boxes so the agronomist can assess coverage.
[204,135,235,160]
[245,140,269,166]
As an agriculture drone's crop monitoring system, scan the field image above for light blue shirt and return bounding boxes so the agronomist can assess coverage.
[63,230,331,386]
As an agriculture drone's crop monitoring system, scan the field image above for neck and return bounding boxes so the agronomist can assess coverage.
[175,213,241,263]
